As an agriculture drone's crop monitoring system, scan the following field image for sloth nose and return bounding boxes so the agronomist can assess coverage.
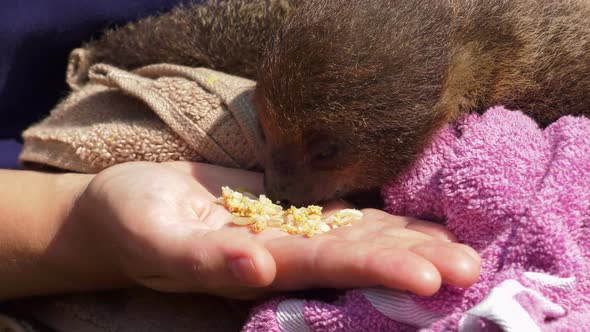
[277,199,292,208]
[264,174,287,200]
[265,184,290,205]
[264,179,298,208]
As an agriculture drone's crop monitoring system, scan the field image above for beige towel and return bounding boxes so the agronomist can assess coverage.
[9,49,268,332]
[20,48,263,173]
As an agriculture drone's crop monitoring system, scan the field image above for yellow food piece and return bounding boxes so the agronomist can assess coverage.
[218,186,363,237]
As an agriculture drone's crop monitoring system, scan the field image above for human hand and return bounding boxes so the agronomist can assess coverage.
[70,161,480,299]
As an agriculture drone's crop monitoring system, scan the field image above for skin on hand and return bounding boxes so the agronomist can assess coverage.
[70,161,480,299]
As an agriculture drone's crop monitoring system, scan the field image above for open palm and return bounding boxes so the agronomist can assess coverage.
[75,161,479,299]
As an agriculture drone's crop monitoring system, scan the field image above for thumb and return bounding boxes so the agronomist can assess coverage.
[140,230,276,292]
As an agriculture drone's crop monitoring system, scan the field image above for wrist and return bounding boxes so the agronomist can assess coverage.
[0,170,133,300]
[53,172,134,292]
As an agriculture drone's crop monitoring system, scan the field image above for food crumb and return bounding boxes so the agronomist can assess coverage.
[217,186,363,237]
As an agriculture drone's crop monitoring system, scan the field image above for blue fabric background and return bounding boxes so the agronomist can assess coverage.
[0,0,192,168]
[0,140,21,169]
[0,0,189,140]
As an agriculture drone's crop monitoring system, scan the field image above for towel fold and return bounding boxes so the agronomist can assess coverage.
[20,48,262,173]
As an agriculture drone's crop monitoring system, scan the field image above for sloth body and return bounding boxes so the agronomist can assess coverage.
[85,0,590,205]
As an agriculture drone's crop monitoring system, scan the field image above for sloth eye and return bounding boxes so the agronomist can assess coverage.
[312,144,340,161]
[309,140,346,169]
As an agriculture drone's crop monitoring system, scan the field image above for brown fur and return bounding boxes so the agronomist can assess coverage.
[83,0,300,79]
[84,0,590,205]
[257,0,590,205]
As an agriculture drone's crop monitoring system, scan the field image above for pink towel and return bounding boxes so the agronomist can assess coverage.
[243,107,590,331]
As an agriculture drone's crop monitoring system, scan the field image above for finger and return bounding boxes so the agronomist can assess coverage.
[410,242,481,288]
[178,230,276,288]
[456,243,480,262]
[143,230,276,292]
[361,209,458,242]
[329,224,434,244]
[267,236,442,296]
[404,219,458,242]
[164,162,264,196]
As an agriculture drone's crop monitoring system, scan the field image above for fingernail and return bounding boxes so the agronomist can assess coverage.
[435,230,458,243]
[459,245,481,263]
[228,257,259,286]
[437,235,454,242]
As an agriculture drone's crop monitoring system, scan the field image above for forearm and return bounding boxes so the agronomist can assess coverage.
[0,170,129,300]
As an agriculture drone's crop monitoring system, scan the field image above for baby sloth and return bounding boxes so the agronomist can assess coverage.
[83,0,590,206]
[255,0,590,205]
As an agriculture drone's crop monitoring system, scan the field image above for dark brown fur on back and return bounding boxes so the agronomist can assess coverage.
[84,0,300,79]
[82,0,590,205]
